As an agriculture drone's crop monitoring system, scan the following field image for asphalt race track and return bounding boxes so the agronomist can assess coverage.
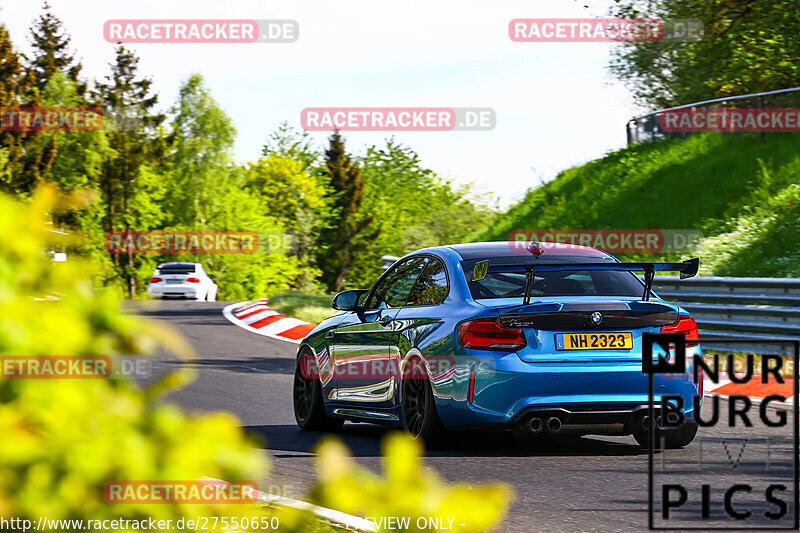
[133,300,797,532]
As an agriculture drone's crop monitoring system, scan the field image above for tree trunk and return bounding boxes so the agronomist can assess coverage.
[334,249,351,293]
[123,161,135,299]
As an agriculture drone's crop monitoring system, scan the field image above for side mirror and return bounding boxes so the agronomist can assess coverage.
[332,289,368,311]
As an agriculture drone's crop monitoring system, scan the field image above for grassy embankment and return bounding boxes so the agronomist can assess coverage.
[268,291,335,324]
[469,132,800,276]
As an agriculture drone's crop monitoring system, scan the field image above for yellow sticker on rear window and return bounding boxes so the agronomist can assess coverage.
[473,260,489,281]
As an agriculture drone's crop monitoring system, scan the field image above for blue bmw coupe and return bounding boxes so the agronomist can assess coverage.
[293,241,702,448]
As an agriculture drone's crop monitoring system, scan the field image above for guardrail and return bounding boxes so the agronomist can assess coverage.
[626,86,800,145]
[654,276,800,356]
[380,255,799,355]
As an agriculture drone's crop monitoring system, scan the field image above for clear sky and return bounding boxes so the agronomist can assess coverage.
[0,0,647,208]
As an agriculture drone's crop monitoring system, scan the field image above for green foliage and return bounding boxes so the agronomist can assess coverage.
[317,133,379,293]
[309,434,512,533]
[0,191,513,532]
[347,140,496,289]
[469,132,800,275]
[28,2,83,91]
[164,74,236,229]
[267,292,335,324]
[0,187,270,530]
[245,155,327,231]
[245,154,328,289]
[610,0,800,107]
[40,73,110,192]
[0,25,51,196]
[1,6,499,303]
[93,46,167,297]
[155,75,302,300]
[261,122,322,173]
[31,73,115,284]
[695,180,800,276]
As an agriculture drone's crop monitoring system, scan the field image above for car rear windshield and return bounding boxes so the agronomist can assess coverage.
[157,264,196,275]
[466,268,645,299]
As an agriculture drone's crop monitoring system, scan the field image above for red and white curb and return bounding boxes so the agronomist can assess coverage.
[201,478,375,532]
[222,299,316,344]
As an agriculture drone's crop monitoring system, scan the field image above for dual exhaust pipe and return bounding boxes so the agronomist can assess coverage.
[641,414,679,430]
[522,412,676,436]
[527,415,561,434]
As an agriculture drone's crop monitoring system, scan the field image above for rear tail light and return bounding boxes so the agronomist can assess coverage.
[186,277,200,283]
[457,320,527,351]
[149,277,162,283]
[660,315,699,347]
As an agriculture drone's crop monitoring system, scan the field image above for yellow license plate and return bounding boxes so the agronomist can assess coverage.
[555,332,633,351]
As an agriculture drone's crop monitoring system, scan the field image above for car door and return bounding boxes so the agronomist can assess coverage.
[330,256,429,407]
[390,256,452,403]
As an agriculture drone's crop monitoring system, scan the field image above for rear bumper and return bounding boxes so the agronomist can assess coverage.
[147,285,199,299]
[507,404,673,436]
[435,352,700,432]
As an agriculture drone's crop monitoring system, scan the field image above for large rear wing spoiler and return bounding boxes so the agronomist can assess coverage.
[483,257,699,303]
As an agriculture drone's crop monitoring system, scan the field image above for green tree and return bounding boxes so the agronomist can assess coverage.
[34,73,113,280]
[161,75,301,299]
[28,2,83,92]
[0,186,273,531]
[610,0,800,107]
[37,73,110,192]
[261,121,322,173]
[347,140,495,287]
[164,74,235,228]
[0,25,53,196]
[245,154,327,288]
[317,132,379,292]
[93,46,166,297]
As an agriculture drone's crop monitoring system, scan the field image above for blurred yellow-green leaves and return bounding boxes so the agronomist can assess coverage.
[0,187,512,532]
[310,433,513,532]
[0,187,267,529]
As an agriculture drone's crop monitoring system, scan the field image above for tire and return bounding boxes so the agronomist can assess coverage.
[293,350,343,432]
[401,359,444,444]
[634,421,698,449]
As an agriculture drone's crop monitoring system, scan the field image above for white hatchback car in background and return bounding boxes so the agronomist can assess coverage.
[146,262,218,301]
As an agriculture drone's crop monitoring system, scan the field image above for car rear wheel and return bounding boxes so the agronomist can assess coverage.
[293,350,343,432]
[633,421,698,449]
[401,359,444,443]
